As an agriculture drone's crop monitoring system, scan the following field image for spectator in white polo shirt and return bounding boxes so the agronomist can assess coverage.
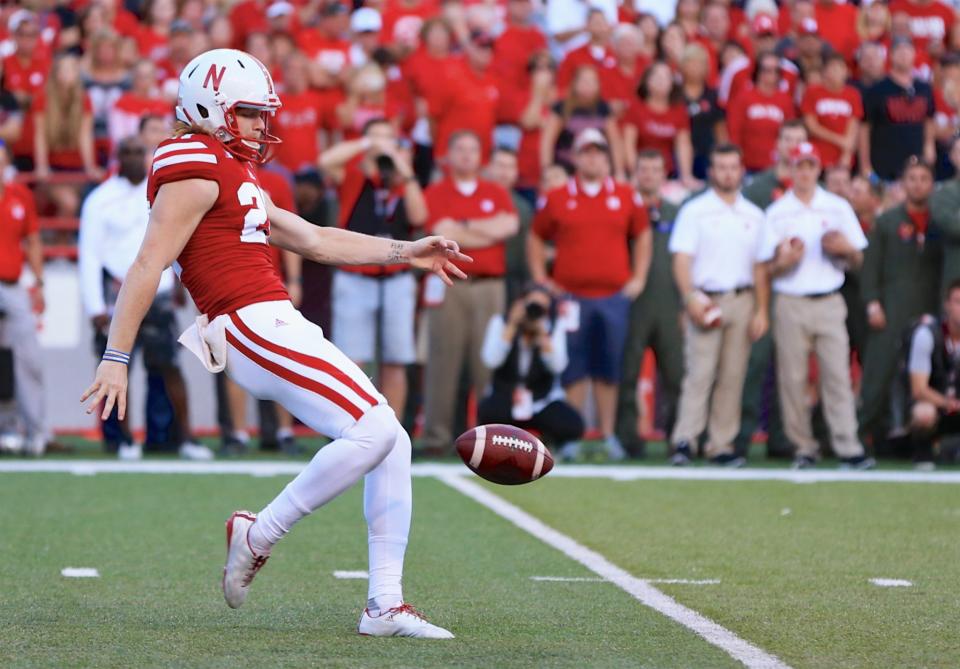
[758,142,875,470]
[668,144,768,467]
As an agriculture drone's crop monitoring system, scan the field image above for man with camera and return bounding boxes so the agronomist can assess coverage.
[478,284,584,447]
[319,118,428,416]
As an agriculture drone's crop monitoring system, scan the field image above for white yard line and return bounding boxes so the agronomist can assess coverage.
[531,576,720,585]
[869,578,913,587]
[439,474,791,669]
[333,570,368,580]
[61,567,99,578]
[2,460,960,484]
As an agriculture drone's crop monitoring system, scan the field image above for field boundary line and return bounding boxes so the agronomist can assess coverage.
[438,474,791,669]
[2,460,960,483]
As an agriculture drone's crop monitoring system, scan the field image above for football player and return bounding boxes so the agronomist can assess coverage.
[81,49,468,638]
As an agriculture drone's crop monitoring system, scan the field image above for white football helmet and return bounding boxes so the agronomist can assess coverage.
[175,48,282,163]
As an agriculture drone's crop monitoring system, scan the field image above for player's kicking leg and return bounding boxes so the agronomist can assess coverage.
[218,301,453,638]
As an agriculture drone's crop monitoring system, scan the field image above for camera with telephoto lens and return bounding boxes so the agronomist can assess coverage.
[524,301,546,321]
[375,153,396,185]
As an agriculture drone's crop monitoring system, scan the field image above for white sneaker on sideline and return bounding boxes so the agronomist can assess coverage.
[179,441,214,461]
[0,433,24,455]
[117,443,142,461]
[222,511,269,609]
[358,604,454,639]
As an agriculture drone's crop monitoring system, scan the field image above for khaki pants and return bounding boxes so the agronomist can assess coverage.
[423,278,505,452]
[773,293,863,459]
[0,283,46,442]
[671,290,754,456]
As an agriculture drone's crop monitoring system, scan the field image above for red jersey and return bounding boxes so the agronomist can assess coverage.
[719,55,799,108]
[256,167,296,274]
[800,84,863,167]
[556,44,616,93]
[599,56,651,111]
[402,49,461,113]
[381,0,439,46]
[727,86,796,171]
[297,33,353,83]
[424,178,514,277]
[625,100,690,175]
[492,24,548,93]
[814,1,860,62]
[497,86,545,189]
[271,89,323,173]
[889,0,955,51]
[0,182,39,282]
[533,177,648,298]
[430,60,500,160]
[3,53,49,159]
[147,134,288,318]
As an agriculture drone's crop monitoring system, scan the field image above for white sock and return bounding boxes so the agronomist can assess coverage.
[248,405,399,554]
[364,427,412,612]
[276,426,295,440]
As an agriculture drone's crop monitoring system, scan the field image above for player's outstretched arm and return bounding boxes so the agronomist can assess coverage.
[266,197,472,284]
[80,179,217,420]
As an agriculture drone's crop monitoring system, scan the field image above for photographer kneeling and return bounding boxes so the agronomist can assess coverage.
[479,284,584,446]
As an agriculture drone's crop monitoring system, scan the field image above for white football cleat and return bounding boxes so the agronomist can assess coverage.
[358,604,455,639]
[117,442,142,461]
[179,441,215,461]
[222,510,269,609]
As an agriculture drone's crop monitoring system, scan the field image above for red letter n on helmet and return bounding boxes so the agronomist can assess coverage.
[204,64,226,91]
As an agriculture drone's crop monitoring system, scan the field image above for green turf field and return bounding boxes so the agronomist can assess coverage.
[2,467,958,668]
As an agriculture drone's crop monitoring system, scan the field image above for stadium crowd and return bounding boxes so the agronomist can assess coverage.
[0,0,959,468]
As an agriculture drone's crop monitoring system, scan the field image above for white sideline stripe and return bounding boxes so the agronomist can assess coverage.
[3,461,960,484]
[152,153,217,172]
[870,578,913,587]
[333,570,368,579]
[530,576,720,585]
[153,141,209,157]
[61,567,99,578]
[440,475,791,669]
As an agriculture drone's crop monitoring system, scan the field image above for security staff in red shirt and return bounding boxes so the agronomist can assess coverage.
[530,128,651,461]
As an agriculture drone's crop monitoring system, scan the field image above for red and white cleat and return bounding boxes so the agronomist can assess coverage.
[222,510,269,609]
[357,603,455,639]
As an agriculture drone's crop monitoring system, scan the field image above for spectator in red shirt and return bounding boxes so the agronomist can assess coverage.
[696,2,731,84]
[3,10,49,170]
[272,52,324,175]
[601,23,650,117]
[336,63,405,140]
[858,1,892,47]
[529,128,652,461]
[228,0,269,51]
[540,65,625,179]
[801,52,864,169]
[675,0,703,39]
[108,60,171,148]
[556,9,615,92]
[299,3,353,90]
[137,0,176,62]
[33,53,102,217]
[381,0,438,48]
[624,61,698,188]
[492,0,547,96]
[890,0,955,55]
[719,13,800,107]
[505,51,557,195]
[814,0,860,64]
[421,130,519,456]
[431,31,501,162]
[727,51,797,172]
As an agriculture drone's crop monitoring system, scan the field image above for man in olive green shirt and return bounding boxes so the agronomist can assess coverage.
[930,137,960,295]
[615,150,683,456]
[860,158,944,442]
[736,121,808,457]
[488,148,533,304]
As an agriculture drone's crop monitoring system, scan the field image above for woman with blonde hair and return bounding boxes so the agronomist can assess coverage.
[33,53,103,216]
[336,63,404,139]
[82,29,130,163]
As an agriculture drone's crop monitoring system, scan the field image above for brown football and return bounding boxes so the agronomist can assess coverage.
[455,424,554,485]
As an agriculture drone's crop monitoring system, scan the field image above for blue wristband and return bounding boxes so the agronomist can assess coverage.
[102,348,131,365]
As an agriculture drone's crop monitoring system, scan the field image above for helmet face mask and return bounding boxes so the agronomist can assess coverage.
[176,49,283,164]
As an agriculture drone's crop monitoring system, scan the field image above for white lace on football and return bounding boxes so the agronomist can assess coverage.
[491,435,535,453]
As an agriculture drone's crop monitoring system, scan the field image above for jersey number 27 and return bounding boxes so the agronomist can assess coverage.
[238,181,270,244]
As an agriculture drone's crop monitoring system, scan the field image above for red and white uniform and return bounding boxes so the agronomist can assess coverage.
[148,133,385,432]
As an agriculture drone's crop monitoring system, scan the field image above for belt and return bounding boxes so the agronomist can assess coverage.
[702,286,752,297]
[802,289,840,300]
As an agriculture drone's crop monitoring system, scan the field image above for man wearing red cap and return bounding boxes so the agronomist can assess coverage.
[758,142,874,470]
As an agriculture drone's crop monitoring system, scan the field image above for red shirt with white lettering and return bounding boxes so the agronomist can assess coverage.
[424,178,515,277]
[0,182,39,282]
[625,99,690,175]
[147,133,288,318]
[271,89,323,173]
[889,0,955,52]
[800,84,864,167]
[727,86,796,171]
[381,0,439,46]
[533,178,649,297]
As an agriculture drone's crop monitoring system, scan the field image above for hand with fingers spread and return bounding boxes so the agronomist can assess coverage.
[80,359,130,420]
[407,236,473,285]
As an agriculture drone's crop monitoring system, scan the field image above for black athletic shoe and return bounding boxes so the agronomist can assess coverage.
[670,442,693,466]
[838,455,876,470]
[708,453,746,468]
[791,455,817,470]
[218,436,248,458]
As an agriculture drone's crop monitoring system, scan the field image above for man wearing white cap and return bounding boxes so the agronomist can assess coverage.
[349,7,383,67]
[758,141,875,470]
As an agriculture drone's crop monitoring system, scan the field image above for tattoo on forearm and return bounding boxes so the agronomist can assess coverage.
[387,241,407,264]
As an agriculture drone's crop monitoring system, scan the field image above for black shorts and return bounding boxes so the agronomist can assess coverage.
[95,291,179,369]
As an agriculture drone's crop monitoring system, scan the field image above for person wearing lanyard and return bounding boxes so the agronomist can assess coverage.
[668,143,767,467]
[0,140,48,456]
[902,281,960,469]
[759,141,875,470]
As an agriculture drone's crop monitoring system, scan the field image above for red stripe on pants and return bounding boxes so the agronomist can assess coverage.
[225,330,366,421]
[229,312,379,407]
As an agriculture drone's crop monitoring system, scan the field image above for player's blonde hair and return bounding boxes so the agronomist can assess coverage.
[171,120,212,138]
